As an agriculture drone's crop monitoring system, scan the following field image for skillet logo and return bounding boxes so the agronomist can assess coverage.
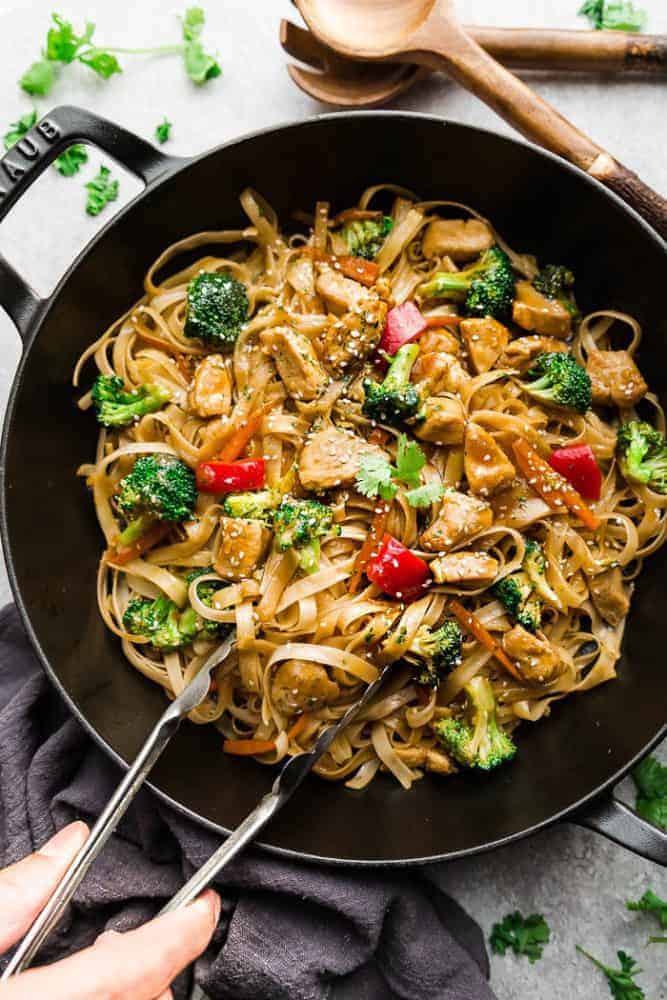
[0,119,61,200]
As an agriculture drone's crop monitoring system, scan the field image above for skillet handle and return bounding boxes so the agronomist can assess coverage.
[0,105,181,341]
[572,796,667,866]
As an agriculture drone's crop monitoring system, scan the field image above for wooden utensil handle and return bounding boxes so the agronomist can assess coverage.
[411,18,667,239]
[471,26,667,74]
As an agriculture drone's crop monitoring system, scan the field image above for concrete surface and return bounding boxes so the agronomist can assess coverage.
[0,0,664,996]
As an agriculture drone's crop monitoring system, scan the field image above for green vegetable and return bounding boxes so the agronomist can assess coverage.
[20,60,57,97]
[521,352,592,414]
[155,117,172,144]
[407,621,463,687]
[91,374,171,427]
[523,538,561,608]
[362,343,421,427]
[181,7,221,84]
[85,165,119,216]
[342,216,393,260]
[273,497,340,574]
[3,109,37,149]
[576,947,645,1000]
[435,675,517,771]
[626,890,667,930]
[123,587,223,649]
[54,144,88,176]
[222,489,280,521]
[533,263,579,318]
[355,433,430,504]
[579,0,647,32]
[493,571,542,632]
[418,245,515,321]
[616,421,667,496]
[185,272,249,350]
[404,481,445,508]
[490,911,550,963]
[182,567,225,640]
[117,453,197,546]
[632,755,667,829]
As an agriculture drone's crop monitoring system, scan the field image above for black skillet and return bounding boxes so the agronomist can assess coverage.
[0,108,665,866]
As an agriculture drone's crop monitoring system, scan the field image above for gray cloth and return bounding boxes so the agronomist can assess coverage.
[0,605,495,1000]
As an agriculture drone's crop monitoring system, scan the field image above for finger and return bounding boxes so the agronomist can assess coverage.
[0,890,220,1000]
[0,822,89,953]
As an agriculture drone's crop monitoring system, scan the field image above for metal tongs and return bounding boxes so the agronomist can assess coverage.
[2,632,392,976]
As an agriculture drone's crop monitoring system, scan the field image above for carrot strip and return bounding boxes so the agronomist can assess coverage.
[449,599,522,681]
[336,254,379,287]
[424,314,461,328]
[287,712,312,741]
[349,501,391,595]
[216,402,274,463]
[222,738,276,756]
[107,522,171,567]
[512,438,601,531]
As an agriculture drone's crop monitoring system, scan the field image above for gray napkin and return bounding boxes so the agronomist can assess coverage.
[0,604,496,1000]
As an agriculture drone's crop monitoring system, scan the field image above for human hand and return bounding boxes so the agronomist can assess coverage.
[0,822,220,1000]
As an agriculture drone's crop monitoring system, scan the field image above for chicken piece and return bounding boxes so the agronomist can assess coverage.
[298,425,387,491]
[272,659,340,714]
[422,218,494,263]
[512,280,572,338]
[411,351,470,396]
[588,566,630,626]
[431,551,499,585]
[420,490,493,552]
[464,423,516,497]
[497,335,568,372]
[425,748,455,774]
[188,354,232,418]
[419,327,461,356]
[213,516,271,581]
[586,349,647,408]
[412,396,465,446]
[502,625,564,684]
[460,317,510,374]
[315,265,367,314]
[260,325,328,402]
[319,295,388,375]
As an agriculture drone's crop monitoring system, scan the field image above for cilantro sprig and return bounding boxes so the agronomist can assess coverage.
[627,889,667,931]
[3,109,38,149]
[85,165,119,216]
[489,911,550,963]
[155,118,172,144]
[632,755,667,830]
[576,948,645,1000]
[4,111,88,178]
[578,0,647,31]
[356,435,443,508]
[181,7,221,84]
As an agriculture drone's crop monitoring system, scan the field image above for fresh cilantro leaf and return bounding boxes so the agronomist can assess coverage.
[53,144,88,177]
[20,59,57,96]
[3,109,38,150]
[356,453,397,502]
[576,947,645,1000]
[45,13,95,63]
[78,50,122,79]
[405,481,444,509]
[578,0,647,31]
[490,911,550,963]
[85,165,119,216]
[155,117,172,144]
[394,434,426,487]
[182,6,206,41]
[181,7,221,84]
[632,756,667,830]
[627,890,667,930]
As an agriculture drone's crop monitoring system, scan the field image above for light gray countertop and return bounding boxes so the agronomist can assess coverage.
[0,1,665,996]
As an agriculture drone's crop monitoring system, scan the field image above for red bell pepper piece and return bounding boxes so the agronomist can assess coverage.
[196,458,265,494]
[366,534,431,601]
[548,444,602,501]
[379,302,427,357]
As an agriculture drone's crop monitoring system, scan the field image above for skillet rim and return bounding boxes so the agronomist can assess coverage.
[1,109,665,867]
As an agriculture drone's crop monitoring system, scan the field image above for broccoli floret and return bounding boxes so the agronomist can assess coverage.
[493,571,541,633]
[184,272,249,350]
[522,539,561,608]
[435,675,517,771]
[617,420,667,494]
[521,352,592,414]
[117,454,197,546]
[273,497,340,574]
[533,264,579,318]
[362,342,421,427]
[91,374,171,428]
[418,245,515,321]
[342,216,393,260]
[123,595,187,650]
[182,567,225,641]
[222,489,280,521]
[408,621,463,687]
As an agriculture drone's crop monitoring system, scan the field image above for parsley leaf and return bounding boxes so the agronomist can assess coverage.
[45,13,94,63]
[78,50,122,80]
[356,453,397,501]
[181,6,221,84]
[627,889,667,930]
[576,947,645,1000]
[395,434,426,487]
[3,109,38,150]
[85,165,119,216]
[155,118,172,144]
[632,756,667,830]
[404,481,444,508]
[490,911,550,963]
[20,59,57,97]
[578,0,647,31]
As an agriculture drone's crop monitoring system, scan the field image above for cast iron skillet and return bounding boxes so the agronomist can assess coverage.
[0,108,665,867]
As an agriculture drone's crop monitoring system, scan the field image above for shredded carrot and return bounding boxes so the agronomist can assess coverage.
[336,254,379,287]
[368,427,390,447]
[222,738,276,756]
[216,402,274,463]
[107,522,171,567]
[512,438,601,531]
[449,599,522,681]
[208,678,218,694]
[349,501,391,594]
[287,712,312,741]
[424,314,461,328]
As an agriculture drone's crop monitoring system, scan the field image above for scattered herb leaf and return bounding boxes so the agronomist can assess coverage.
[356,452,397,502]
[626,889,667,930]
[404,481,445,508]
[395,434,426,487]
[155,117,172,144]
[632,755,667,830]
[576,947,645,1000]
[54,144,88,176]
[20,59,57,97]
[356,435,435,507]
[3,109,38,150]
[181,6,221,84]
[490,911,550,963]
[78,49,122,80]
[578,0,647,31]
[85,165,119,216]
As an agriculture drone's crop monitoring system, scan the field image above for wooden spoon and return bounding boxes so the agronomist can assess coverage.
[282,20,667,109]
[294,0,667,238]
